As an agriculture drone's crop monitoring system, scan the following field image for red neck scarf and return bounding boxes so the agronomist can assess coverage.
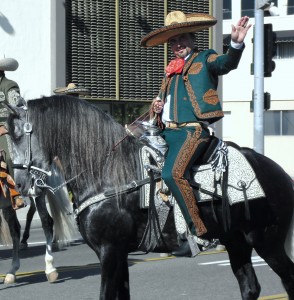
[165,58,185,77]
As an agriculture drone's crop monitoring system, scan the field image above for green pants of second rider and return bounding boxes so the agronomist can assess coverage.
[161,124,210,236]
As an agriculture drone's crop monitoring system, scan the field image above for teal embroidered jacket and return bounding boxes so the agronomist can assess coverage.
[158,45,244,124]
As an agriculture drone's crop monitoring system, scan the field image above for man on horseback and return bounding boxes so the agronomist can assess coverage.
[141,11,251,256]
[0,56,25,209]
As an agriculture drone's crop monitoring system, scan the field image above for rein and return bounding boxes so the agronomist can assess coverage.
[110,110,150,153]
[75,172,161,216]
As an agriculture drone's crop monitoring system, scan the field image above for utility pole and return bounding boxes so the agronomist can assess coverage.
[254,1,276,154]
[254,0,270,154]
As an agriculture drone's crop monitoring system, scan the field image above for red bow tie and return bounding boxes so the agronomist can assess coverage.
[165,58,185,77]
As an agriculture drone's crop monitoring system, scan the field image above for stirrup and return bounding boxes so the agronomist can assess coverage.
[194,236,217,251]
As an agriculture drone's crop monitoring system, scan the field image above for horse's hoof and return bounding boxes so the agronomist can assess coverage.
[46,270,58,283]
[20,242,28,250]
[215,244,226,251]
[160,253,172,257]
[4,273,16,284]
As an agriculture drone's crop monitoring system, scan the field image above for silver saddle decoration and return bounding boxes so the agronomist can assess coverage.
[136,121,202,255]
[193,141,265,205]
[139,141,170,251]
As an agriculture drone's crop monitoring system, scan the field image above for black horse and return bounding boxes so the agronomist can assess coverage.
[6,95,294,300]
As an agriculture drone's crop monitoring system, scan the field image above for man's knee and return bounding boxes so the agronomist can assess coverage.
[161,170,175,186]
[162,170,183,188]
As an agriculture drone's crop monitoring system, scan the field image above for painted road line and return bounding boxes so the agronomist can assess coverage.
[258,294,287,300]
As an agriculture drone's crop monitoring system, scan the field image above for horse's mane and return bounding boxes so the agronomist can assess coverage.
[27,95,141,196]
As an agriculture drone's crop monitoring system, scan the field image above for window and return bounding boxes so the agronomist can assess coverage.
[90,100,150,125]
[242,0,278,17]
[264,111,294,135]
[275,42,294,59]
[283,111,294,135]
[288,0,294,15]
[223,0,232,20]
[242,0,255,18]
[274,31,294,59]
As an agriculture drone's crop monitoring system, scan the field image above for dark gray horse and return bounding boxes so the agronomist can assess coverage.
[0,165,78,283]
[19,197,37,250]
[6,95,294,300]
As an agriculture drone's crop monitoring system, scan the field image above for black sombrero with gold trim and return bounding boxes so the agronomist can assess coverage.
[141,11,217,48]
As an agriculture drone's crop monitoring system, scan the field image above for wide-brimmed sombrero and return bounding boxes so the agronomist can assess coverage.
[141,11,217,47]
[0,57,19,71]
[53,83,90,96]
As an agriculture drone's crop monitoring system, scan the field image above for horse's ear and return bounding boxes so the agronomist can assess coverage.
[0,99,19,116]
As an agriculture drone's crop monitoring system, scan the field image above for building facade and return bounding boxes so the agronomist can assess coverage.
[0,0,215,125]
[222,0,294,177]
[1,0,293,176]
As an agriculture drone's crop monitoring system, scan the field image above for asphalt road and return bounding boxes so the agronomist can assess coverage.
[0,226,288,300]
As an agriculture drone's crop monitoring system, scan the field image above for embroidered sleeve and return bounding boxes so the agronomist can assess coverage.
[207,54,219,63]
[206,46,244,75]
[7,89,21,105]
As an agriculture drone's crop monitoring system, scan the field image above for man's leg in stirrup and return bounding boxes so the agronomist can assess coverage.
[172,200,215,257]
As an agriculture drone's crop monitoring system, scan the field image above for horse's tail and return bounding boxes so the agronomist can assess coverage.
[284,179,294,263]
[46,189,80,248]
[0,209,12,246]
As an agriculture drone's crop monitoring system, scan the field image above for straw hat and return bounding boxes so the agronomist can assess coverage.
[53,83,90,96]
[0,57,19,71]
[141,11,217,47]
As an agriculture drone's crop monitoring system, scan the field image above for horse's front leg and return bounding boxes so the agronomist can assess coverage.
[98,243,130,300]
[20,197,36,250]
[80,214,131,300]
[35,193,58,283]
[223,233,261,300]
[2,206,21,284]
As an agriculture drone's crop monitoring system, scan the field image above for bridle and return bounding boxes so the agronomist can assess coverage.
[11,104,53,191]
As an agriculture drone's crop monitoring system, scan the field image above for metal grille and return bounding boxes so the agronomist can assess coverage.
[119,0,165,100]
[66,0,211,101]
[66,0,116,99]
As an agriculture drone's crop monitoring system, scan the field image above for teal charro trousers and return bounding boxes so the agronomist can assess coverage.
[161,124,210,236]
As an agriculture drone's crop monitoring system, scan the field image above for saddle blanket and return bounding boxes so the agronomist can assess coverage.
[193,146,265,205]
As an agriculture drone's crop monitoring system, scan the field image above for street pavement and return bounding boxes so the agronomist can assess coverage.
[0,204,289,299]
[0,239,288,300]
[3,204,289,299]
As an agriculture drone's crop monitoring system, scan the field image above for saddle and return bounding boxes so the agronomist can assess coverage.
[191,137,265,205]
[125,123,265,252]
[0,151,25,210]
[138,128,265,226]
[139,133,265,209]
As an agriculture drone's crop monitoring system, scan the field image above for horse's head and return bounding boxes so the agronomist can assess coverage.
[7,102,51,197]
